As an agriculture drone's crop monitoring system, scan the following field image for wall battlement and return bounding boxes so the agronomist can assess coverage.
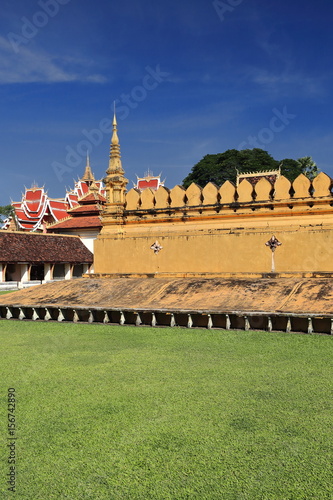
[123,173,333,222]
[95,113,333,276]
[95,171,333,276]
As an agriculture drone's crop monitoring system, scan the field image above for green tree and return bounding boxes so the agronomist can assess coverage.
[0,204,14,222]
[182,149,278,188]
[279,159,301,182]
[182,149,320,188]
[296,157,319,180]
[279,157,319,182]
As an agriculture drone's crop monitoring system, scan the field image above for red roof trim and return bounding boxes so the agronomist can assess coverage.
[48,216,102,229]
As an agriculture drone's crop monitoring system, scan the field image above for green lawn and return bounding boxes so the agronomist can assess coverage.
[0,321,332,499]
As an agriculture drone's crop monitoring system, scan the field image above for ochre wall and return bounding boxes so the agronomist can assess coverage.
[94,172,333,275]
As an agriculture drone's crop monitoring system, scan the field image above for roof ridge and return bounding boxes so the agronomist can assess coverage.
[46,215,72,228]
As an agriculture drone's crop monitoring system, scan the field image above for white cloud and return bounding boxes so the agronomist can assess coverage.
[251,69,326,97]
[0,35,107,84]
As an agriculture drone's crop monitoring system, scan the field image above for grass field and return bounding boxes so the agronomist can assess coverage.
[0,321,332,499]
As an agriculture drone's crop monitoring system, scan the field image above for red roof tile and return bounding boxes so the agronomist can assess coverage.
[48,216,102,230]
[79,192,106,203]
[50,208,69,220]
[68,204,101,214]
[0,231,93,263]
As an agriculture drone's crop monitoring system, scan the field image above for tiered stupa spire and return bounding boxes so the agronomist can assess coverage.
[81,152,95,184]
[102,109,128,222]
[107,112,124,174]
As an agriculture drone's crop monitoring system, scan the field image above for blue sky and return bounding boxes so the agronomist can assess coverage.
[0,0,333,203]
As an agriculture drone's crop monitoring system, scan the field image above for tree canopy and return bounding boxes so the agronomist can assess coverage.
[0,205,14,222]
[182,149,320,188]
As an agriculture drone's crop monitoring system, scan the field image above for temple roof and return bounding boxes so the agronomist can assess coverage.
[77,192,106,204]
[67,204,101,215]
[0,231,93,263]
[10,186,68,231]
[80,160,95,183]
[47,216,102,230]
[135,170,165,191]
[6,162,106,232]
[48,182,105,231]
[236,169,281,187]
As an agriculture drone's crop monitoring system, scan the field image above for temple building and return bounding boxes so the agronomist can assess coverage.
[47,180,106,253]
[0,157,104,288]
[65,156,106,210]
[3,186,68,232]
[134,170,165,191]
[3,157,106,252]
[3,156,106,235]
[0,231,93,288]
[236,168,281,187]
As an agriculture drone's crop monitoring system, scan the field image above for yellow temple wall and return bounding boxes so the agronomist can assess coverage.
[94,172,333,275]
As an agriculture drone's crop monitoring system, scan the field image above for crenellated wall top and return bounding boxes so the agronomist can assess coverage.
[121,172,333,221]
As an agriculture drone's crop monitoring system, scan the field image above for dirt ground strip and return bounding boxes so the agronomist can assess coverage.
[0,277,333,315]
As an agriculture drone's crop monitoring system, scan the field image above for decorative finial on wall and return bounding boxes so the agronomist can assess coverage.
[150,241,163,254]
[265,235,282,273]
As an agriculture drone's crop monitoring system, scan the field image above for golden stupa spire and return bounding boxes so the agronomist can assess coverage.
[107,107,124,175]
[81,151,95,183]
[103,105,128,219]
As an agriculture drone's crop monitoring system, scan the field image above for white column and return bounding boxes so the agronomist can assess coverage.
[83,263,91,275]
[0,263,4,282]
[64,264,72,280]
[2,264,7,282]
[21,264,29,283]
[44,263,52,282]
